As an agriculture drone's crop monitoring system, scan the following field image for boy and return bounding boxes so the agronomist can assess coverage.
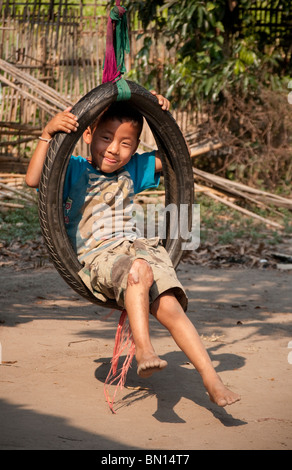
[26,93,240,407]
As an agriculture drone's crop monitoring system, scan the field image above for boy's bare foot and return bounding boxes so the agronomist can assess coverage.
[204,373,241,407]
[137,353,168,378]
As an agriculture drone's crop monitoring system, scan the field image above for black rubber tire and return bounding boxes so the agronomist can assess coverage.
[38,80,194,308]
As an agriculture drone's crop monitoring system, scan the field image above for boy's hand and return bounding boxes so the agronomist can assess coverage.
[42,107,79,140]
[150,90,170,111]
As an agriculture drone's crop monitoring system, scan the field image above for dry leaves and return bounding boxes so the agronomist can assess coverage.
[1,236,289,272]
[182,239,283,270]
[0,237,50,270]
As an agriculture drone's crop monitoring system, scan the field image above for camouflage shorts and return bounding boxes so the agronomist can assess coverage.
[79,238,187,311]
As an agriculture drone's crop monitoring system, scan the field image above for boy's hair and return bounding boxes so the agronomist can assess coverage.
[90,102,144,138]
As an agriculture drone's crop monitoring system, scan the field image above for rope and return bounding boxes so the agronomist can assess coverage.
[104,310,136,414]
[102,2,133,412]
[102,0,130,86]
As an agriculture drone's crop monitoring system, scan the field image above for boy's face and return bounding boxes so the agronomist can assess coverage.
[83,118,140,173]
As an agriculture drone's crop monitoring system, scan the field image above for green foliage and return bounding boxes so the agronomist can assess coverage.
[125,1,292,190]
[6,0,107,16]
[0,205,40,243]
[198,194,291,247]
[125,0,290,107]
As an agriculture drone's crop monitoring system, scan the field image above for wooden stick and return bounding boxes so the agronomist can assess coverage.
[193,167,291,201]
[193,168,292,209]
[0,58,72,108]
[0,173,26,177]
[190,142,223,157]
[1,136,37,146]
[202,190,284,229]
[0,182,36,203]
[0,74,58,115]
[0,201,25,209]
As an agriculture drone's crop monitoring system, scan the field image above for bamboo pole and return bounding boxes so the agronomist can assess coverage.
[0,74,59,115]
[193,168,292,209]
[201,189,284,229]
[0,59,72,108]
[0,201,25,209]
[0,182,36,203]
[190,142,223,157]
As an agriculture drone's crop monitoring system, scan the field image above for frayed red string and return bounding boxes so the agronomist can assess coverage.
[104,309,135,413]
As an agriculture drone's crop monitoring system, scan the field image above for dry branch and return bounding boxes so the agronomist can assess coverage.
[0,201,25,209]
[0,74,59,116]
[0,59,72,110]
[193,168,292,210]
[0,181,36,204]
[1,137,38,147]
[190,141,223,157]
[200,187,284,229]
[0,59,73,120]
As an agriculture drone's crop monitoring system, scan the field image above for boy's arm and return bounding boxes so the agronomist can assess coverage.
[25,107,78,188]
[150,91,170,173]
[154,151,163,172]
[150,91,191,172]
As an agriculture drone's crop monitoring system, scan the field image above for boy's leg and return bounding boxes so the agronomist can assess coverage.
[124,258,167,378]
[151,291,241,407]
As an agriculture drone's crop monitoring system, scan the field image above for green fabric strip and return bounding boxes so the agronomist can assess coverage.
[116,78,131,101]
[110,6,130,76]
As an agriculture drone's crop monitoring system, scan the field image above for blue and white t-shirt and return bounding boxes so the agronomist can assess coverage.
[63,152,160,263]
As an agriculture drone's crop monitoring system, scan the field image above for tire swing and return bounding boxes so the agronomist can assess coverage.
[38,79,194,311]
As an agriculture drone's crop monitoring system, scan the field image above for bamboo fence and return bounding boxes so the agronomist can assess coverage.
[0,1,108,168]
[1,0,291,176]
[0,0,189,170]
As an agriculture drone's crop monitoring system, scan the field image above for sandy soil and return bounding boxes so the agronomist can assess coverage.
[0,261,291,451]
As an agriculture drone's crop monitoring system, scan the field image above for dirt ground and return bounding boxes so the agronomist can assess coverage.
[0,258,292,451]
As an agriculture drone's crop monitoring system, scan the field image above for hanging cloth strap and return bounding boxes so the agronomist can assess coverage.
[116,77,131,100]
[104,309,136,414]
[101,2,133,413]
[102,0,130,85]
